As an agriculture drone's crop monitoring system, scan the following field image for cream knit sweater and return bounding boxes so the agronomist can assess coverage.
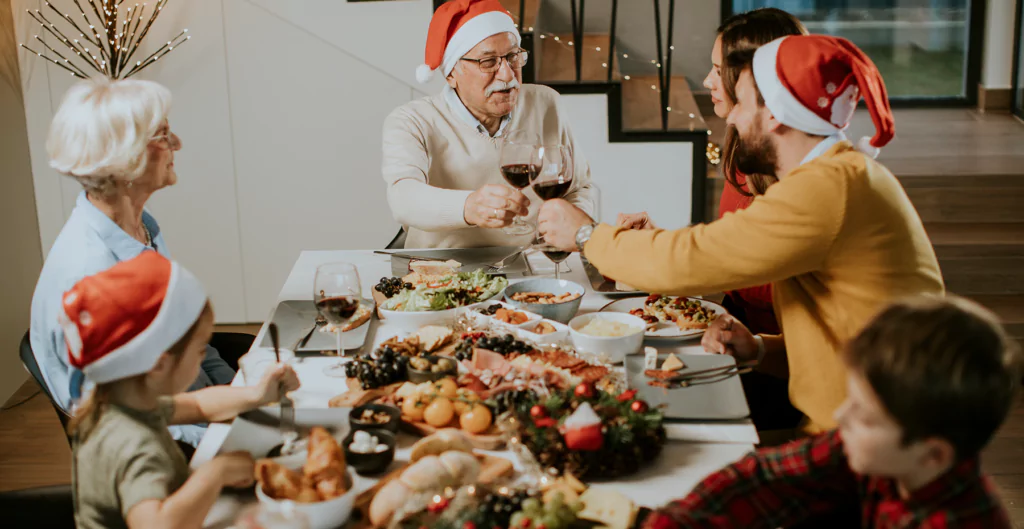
[381,84,595,249]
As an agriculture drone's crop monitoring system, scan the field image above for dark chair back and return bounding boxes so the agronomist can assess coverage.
[386,228,407,250]
[0,485,75,529]
[19,331,72,441]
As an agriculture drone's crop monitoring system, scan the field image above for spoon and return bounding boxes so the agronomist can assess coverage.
[268,323,299,456]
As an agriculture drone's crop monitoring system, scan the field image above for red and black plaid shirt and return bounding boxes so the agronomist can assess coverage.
[641,430,1010,529]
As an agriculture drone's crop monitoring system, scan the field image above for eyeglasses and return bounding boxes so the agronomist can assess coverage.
[460,50,529,73]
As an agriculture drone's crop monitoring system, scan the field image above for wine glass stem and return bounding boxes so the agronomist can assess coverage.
[553,261,560,280]
[336,330,344,359]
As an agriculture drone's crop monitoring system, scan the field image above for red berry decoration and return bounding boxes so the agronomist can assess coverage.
[464,522,477,529]
[631,400,649,413]
[534,417,558,429]
[520,518,533,529]
[574,382,596,399]
[530,405,548,419]
[616,389,638,402]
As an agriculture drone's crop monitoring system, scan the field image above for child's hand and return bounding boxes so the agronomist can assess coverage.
[251,363,301,406]
[214,451,256,488]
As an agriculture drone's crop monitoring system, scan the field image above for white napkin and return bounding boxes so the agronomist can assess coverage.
[664,422,761,444]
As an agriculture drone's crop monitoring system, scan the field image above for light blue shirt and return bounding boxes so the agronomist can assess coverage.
[443,85,511,137]
[29,192,234,446]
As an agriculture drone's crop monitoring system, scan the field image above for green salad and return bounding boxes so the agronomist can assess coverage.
[381,269,508,312]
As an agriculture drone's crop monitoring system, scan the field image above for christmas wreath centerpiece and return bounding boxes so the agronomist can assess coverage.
[509,384,665,481]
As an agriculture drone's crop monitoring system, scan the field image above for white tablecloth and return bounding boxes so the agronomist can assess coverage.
[195,250,759,528]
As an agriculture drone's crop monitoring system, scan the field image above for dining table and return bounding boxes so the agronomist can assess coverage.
[194,249,761,528]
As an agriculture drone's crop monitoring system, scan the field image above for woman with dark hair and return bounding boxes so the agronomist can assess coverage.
[707,8,806,336]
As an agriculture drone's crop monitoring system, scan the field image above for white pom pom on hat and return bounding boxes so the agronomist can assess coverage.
[416,64,435,84]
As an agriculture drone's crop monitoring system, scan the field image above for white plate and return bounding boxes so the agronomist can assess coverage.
[599,296,727,340]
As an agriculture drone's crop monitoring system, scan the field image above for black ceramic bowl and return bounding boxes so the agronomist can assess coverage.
[349,403,401,434]
[406,355,458,384]
[342,428,396,476]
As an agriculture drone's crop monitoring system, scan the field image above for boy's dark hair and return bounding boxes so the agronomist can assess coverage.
[724,49,764,107]
[845,295,1021,459]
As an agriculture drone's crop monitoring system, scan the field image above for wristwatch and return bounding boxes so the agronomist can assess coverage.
[575,222,598,252]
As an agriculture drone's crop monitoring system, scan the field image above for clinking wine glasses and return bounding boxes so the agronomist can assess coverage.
[533,144,574,279]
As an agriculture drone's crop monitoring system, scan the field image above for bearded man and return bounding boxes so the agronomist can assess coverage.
[537,35,944,433]
[382,0,595,249]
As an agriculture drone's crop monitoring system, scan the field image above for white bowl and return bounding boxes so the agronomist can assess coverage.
[256,469,356,529]
[568,313,647,364]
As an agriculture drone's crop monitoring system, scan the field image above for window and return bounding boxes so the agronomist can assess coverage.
[729,1,976,101]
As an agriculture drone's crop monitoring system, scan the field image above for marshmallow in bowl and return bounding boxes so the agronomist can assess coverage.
[349,430,388,454]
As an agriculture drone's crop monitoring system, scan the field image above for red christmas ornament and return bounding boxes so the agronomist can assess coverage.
[520,518,533,529]
[574,383,595,399]
[428,497,450,513]
[464,522,477,529]
[616,389,638,402]
[630,400,649,413]
[563,423,604,451]
[530,405,548,419]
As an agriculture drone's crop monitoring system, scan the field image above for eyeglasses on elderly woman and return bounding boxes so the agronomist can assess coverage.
[459,50,529,73]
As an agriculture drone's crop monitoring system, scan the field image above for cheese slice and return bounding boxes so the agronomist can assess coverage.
[660,353,685,372]
[578,489,637,529]
[415,325,453,352]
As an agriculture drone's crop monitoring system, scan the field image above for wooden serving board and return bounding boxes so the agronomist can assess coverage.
[399,417,506,450]
[352,453,515,528]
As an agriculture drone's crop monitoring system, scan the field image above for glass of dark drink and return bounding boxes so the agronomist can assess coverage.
[498,131,542,236]
[313,262,362,377]
[534,145,574,279]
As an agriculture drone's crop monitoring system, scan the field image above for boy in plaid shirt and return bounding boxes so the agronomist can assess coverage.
[641,296,1019,528]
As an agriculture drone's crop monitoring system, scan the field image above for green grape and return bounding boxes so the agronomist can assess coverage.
[522,498,542,514]
[541,513,562,529]
[546,493,564,512]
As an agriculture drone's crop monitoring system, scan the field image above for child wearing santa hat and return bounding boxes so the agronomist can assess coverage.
[63,252,299,529]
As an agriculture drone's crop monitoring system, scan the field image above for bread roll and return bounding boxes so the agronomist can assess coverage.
[439,451,481,484]
[399,455,455,490]
[410,428,475,462]
[369,479,412,527]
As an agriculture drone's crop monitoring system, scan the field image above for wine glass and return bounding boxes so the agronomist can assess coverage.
[533,145,574,280]
[498,131,542,235]
[314,262,362,378]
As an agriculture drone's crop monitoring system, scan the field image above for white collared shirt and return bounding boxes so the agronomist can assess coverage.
[799,131,847,167]
[443,85,511,137]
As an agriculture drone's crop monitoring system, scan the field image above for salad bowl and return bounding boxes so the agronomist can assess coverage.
[376,269,507,330]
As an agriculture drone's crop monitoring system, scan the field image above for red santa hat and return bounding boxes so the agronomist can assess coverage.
[752,35,895,158]
[417,0,521,84]
[59,251,208,385]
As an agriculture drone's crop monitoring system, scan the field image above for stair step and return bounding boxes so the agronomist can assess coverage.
[537,33,620,83]
[927,223,1024,258]
[904,186,1024,224]
[621,75,706,132]
[942,258,1024,296]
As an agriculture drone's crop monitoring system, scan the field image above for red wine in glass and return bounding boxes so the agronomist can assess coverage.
[501,163,539,189]
[534,178,573,201]
[542,250,572,263]
[316,296,359,324]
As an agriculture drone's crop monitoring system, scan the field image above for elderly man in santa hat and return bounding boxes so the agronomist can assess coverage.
[381,0,595,249]
[537,35,944,433]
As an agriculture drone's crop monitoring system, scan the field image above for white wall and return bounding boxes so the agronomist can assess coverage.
[559,94,693,228]
[982,0,1017,89]
[13,0,695,324]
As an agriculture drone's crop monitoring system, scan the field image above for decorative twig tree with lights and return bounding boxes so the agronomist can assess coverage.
[20,0,190,79]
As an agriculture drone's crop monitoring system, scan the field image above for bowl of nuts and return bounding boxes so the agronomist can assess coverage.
[504,279,586,323]
[349,403,401,434]
[406,355,458,384]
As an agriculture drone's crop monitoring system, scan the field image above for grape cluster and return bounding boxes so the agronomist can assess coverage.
[465,491,529,529]
[491,389,537,416]
[477,334,532,356]
[509,494,582,529]
[479,304,503,316]
[375,277,413,298]
[343,346,409,389]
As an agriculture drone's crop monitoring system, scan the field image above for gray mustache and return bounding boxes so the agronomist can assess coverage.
[486,80,520,97]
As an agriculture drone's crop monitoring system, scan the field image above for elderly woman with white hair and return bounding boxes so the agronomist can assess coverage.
[29,77,236,448]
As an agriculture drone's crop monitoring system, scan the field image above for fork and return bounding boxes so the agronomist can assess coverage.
[268,323,299,454]
[486,239,540,271]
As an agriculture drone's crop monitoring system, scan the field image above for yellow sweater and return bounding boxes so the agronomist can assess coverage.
[584,142,944,430]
